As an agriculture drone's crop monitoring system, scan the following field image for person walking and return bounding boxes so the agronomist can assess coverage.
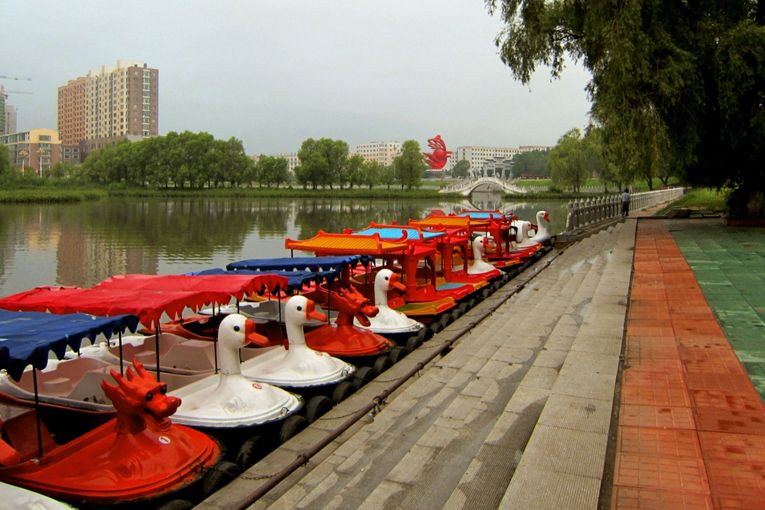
[621,188,631,217]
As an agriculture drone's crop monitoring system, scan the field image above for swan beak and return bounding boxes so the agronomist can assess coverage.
[306,299,327,322]
[389,273,406,292]
[244,319,269,346]
[543,212,550,222]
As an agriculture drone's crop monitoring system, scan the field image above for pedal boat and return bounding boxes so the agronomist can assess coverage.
[0,311,220,506]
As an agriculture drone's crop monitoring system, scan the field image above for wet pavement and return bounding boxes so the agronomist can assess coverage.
[201,216,765,510]
[669,219,765,399]
[613,219,765,509]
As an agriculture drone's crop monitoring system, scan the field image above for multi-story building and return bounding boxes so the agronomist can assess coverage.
[0,128,62,176]
[445,144,551,178]
[3,104,17,136]
[353,141,402,166]
[57,60,158,161]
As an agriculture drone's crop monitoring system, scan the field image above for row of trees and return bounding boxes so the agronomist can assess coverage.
[294,138,425,190]
[487,0,764,216]
[1,132,434,190]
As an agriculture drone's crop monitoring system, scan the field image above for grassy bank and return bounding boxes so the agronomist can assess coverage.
[0,185,462,203]
[106,187,457,199]
[0,188,107,203]
[656,188,728,215]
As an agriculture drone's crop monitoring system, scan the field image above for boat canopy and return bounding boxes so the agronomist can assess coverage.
[457,211,507,220]
[228,255,374,272]
[0,273,287,328]
[285,232,411,255]
[410,215,491,229]
[188,268,339,290]
[0,310,139,381]
[94,274,287,299]
[352,225,445,241]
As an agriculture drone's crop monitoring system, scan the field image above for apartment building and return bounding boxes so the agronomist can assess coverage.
[0,128,62,176]
[57,60,158,161]
[353,141,402,166]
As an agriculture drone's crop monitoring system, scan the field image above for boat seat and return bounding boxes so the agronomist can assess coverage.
[41,376,72,395]
[2,411,57,463]
[67,367,112,406]
[134,351,158,365]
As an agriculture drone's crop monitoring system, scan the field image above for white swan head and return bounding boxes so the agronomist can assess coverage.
[376,269,406,293]
[285,295,327,328]
[536,210,550,225]
[472,235,487,260]
[218,313,263,349]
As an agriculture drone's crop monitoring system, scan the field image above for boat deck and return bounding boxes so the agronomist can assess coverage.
[198,217,765,510]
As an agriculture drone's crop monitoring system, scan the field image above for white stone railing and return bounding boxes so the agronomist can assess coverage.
[564,187,685,232]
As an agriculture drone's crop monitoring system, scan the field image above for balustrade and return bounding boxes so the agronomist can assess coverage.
[564,187,684,233]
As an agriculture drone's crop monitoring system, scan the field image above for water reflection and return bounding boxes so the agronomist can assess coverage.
[0,195,570,295]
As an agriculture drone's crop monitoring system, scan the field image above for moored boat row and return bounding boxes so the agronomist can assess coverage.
[0,208,552,509]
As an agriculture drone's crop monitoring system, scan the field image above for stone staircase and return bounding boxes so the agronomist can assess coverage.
[206,221,637,510]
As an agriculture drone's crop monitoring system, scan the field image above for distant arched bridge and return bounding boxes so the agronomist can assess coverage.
[439,177,527,196]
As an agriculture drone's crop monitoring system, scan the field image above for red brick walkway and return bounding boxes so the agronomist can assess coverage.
[612,220,765,509]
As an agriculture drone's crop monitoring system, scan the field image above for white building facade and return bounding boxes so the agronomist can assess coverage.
[353,141,402,166]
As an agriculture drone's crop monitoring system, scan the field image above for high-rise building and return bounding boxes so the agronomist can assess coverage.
[3,103,17,136]
[57,60,158,161]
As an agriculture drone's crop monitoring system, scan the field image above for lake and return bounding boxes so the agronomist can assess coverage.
[0,192,571,296]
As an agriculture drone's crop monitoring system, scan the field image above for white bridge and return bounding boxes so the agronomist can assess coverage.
[439,177,527,196]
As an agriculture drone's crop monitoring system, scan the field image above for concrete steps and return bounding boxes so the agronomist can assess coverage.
[245,222,636,510]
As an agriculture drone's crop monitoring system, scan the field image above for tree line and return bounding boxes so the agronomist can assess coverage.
[0,132,430,190]
[486,0,764,216]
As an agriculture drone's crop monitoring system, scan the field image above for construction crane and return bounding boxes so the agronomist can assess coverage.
[0,75,33,100]
[0,86,33,100]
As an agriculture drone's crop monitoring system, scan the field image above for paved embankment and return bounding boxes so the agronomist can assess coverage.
[612,220,765,509]
[198,220,636,510]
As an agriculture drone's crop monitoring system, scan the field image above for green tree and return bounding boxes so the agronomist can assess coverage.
[451,159,471,178]
[0,144,11,181]
[510,151,548,178]
[393,140,425,190]
[362,160,383,190]
[345,154,365,189]
[487,0,765,216]
[255,155,290,188]
[380,164,396,190]
[49,162,78,180]
[548,129,590,192]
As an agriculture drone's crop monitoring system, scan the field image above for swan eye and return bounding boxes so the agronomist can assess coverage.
[297,306,303,311]
[384,276,389,281]
[146,392,153,401]
[233,325,240,332]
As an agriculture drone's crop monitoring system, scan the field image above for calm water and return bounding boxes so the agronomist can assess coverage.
[0,193,570,296]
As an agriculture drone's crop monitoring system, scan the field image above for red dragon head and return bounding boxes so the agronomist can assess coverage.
[423,134,453,170]
[101,360,181,435]
[320,284,379,327]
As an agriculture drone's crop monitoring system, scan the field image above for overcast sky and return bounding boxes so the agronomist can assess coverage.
[2,1,592,155]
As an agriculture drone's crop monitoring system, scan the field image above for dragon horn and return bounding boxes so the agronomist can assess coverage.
[124,366,136,382]
[132,359,153,381]
[102,369,125,395]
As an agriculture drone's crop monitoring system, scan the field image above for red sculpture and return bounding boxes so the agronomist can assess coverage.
[423,135,452,170]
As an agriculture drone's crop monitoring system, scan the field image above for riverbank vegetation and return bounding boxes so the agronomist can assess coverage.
[487,0,764,218]
[657,188,729,215]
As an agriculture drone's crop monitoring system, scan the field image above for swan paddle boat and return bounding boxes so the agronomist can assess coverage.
[353,268,425,342]
[240,296,356,403]
[168,313,302,429]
